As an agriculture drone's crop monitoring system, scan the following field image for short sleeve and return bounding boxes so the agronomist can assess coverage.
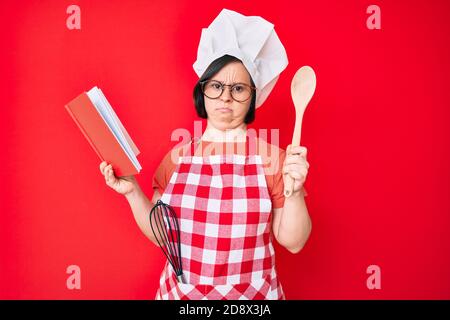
[270,149,286,209]
[152,164,165,196]
[152,148,178,196]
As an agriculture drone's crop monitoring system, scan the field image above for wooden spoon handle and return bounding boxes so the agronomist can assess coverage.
[284,113,303,197]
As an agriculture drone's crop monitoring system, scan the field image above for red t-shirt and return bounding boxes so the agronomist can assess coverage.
[152,138,307,209]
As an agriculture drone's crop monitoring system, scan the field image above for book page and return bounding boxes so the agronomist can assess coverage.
[86,87,141,171]
[97,89,141,170]
[98,88,140,157]
[95,88,141,169]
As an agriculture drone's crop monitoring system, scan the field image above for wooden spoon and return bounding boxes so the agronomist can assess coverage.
[284,66,316,197]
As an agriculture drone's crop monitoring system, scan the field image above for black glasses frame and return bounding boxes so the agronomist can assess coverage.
[200,80,256,102]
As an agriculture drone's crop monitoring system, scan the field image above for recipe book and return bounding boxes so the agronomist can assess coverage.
[65,86,142,177]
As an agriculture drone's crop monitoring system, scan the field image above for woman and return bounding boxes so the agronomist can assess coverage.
[99,9,311,300]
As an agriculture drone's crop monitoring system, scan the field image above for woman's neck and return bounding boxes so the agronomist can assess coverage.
[202,122,247,142]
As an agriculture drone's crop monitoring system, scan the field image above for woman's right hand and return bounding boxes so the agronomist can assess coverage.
[99,161,137,195]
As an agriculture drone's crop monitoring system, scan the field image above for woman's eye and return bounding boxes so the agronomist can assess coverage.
[233,85,244,92]
[211,83,222,90]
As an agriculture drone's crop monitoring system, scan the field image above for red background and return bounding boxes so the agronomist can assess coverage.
[1,0,449,299]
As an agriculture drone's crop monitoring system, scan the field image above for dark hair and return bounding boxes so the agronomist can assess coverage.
[193,54,256,124]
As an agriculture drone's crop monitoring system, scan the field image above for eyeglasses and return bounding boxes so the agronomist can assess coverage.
[200,80,256,103]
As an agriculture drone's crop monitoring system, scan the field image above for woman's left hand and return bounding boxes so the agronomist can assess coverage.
[282,145,309,195]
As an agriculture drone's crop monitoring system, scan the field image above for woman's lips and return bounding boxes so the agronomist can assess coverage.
[216,107,232,112]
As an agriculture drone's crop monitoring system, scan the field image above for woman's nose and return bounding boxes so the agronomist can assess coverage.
[220,87,233,102]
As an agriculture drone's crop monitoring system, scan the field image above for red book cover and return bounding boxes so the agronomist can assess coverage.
[65,91,140,177]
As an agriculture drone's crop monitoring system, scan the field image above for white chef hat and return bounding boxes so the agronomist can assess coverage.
[193,8,288,109]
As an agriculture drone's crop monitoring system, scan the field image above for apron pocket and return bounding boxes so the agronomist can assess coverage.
[172,273,273,300]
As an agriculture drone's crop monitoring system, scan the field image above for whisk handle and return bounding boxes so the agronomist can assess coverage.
[177,274,186,284]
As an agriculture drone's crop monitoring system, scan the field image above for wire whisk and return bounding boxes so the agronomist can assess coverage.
[149,199,184,283]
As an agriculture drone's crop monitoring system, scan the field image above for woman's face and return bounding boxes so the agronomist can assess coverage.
[204,61,253,131]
